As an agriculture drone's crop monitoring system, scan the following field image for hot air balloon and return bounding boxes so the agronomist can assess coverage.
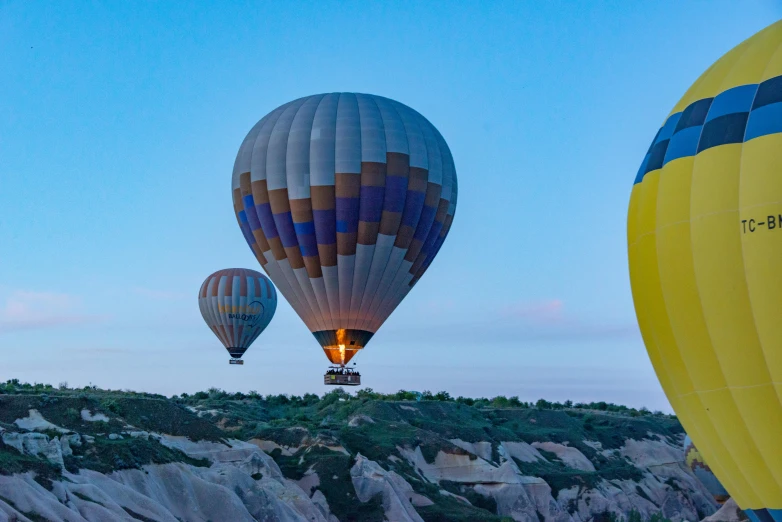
[684,434,730,503]
[231,93,457,384]
[198,268,277,365]
[628,19,782,520]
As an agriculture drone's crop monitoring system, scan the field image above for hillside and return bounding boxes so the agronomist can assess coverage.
[0,381,741,522]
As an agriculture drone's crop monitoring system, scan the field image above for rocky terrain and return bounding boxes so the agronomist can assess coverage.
[0,382,734,522]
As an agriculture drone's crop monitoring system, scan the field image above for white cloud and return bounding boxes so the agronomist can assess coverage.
[499,299,564,323]
[383,298,639,344]
[0,290,107,333]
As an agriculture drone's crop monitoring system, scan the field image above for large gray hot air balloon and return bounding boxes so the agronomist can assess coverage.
[231,93,457,383]
[198,268,277,365]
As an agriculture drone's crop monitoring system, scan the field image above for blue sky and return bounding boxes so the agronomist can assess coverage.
[1,1,780,410]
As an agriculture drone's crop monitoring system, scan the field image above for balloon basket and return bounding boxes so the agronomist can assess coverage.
[229,359,244,365]
[324,367,360,386]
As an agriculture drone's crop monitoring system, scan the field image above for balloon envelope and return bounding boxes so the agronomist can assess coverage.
[628,20,782,516]
[231,93,457,364]
[198,268,277,359]
[684,435,730,503]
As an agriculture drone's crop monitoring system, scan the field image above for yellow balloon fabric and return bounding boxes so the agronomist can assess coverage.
[628,20,782,516]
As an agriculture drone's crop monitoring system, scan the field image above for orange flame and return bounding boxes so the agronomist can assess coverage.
[336,329,347,365]
[322,328,360,365]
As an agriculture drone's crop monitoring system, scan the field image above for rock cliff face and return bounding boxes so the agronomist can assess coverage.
[0,388,727,522]
[394,437,716,522]
[0,432,333,522]
[350,453,428,522]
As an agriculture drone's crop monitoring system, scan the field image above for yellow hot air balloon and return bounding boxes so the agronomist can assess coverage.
[684,434,730,504]
[628,20,782,520]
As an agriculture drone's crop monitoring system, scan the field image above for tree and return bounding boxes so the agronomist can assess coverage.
[535,398,552,410]
[491,396,510,408]
[391,390,419,401]
[434,391,451,401]
[357,388,381,401]
[302,393,320,405]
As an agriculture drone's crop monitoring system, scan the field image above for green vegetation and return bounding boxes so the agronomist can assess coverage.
[122,507,160,522]
[73,491,103,505]
[513,452,644,495]
[0,439,61,490]
[439,480,498,513]
[275,446,386,521]
[0,380,688,522]
[64,437,209,474]
[0,383,224,442]
[340,387,674,419]
[417,498,515,522]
